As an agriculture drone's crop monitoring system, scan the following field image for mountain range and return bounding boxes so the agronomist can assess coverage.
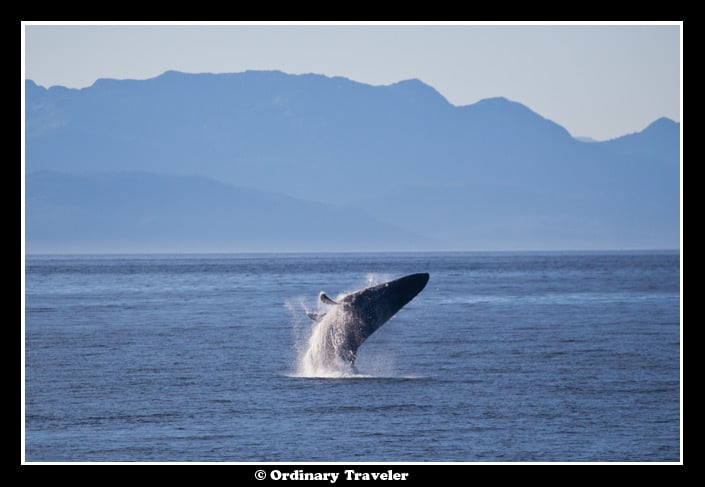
[25,70,680,252]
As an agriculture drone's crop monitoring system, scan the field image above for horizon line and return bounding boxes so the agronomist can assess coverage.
[24,248,681,257]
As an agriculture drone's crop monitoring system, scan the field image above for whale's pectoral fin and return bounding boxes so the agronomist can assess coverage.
[319,292,338,305]
[306,311,326,322]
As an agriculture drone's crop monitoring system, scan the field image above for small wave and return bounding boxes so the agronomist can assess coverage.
[282,371,428,380]
[284,370,365,379]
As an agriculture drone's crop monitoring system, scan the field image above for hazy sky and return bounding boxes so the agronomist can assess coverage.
[23,22,681,141]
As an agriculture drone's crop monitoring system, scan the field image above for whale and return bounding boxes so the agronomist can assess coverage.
[303,273,429,371]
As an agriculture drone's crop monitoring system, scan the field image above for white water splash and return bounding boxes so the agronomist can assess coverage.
[365,272,390,287]
[286,274,396,379]
[297,305,358,378]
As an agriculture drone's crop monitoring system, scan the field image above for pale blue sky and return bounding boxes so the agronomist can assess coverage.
[23,23,681,141]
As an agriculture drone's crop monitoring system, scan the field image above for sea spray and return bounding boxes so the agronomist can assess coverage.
[286,297,352,377]
[288,274,394,378]
[285,298,310,366]
[295,303,355,377]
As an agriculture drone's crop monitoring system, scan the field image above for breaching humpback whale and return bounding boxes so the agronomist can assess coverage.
[304,273,429,369]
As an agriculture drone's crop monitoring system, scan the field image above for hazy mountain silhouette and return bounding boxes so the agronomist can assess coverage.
[26,171,428,253]
[25,71,680,251]
[600,117,680,165]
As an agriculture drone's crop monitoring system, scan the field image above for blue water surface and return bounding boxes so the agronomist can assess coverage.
[24,252,680,462]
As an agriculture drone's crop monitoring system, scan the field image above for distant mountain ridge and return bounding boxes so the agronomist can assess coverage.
[25,70,680,252]
[600,117,680,164]
[26,170,429,253]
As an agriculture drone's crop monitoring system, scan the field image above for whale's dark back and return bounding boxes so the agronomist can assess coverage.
[339,272,429,357]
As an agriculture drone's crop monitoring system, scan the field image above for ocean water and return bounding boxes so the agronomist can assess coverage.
[24,252,681,462]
